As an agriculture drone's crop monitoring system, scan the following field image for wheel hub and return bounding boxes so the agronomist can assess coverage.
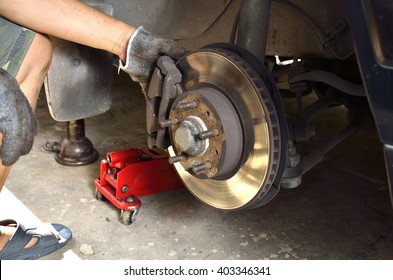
[168,87,245,179]
[174,116,209,156]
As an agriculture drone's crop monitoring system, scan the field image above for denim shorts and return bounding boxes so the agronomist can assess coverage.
[0,17,35,77]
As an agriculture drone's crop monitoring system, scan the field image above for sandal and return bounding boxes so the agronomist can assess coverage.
[0,219,72,260]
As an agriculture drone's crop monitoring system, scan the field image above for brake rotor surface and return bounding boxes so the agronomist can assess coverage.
[169,48,282,210]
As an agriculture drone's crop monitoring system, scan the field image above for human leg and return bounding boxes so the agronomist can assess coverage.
[0,32,52,190]
[14,33,53,111]
[0,31,72,259]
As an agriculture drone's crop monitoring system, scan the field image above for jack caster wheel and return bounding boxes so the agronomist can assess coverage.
[94,188,106,201]
[120,209,139,225]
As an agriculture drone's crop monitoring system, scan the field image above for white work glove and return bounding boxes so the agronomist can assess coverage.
[0,69,37,166]
[119,26,187,93]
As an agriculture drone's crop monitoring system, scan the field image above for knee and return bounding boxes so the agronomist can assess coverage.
[34,34,53,74]
[15,34,53,111]
[16,34,53,84]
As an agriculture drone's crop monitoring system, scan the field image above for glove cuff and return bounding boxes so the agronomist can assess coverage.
[118,26,144,74]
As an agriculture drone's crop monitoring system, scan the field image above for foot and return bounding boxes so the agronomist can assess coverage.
[0,219,72,260]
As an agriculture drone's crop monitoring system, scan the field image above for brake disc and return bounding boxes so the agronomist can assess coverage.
[156,46,288,211]
[146,45,288,210]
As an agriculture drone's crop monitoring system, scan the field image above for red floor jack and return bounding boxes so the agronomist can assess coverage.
[94,148,184,224]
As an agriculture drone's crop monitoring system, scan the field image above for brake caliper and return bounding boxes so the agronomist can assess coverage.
[145,56,183,149]
[146,55,243,179]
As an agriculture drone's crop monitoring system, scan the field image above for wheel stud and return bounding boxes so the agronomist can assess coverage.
[168,154,185,164]
[178,100,197,110]
[192,162,212,174]
[198,129,218,140]
[159,118,178,128]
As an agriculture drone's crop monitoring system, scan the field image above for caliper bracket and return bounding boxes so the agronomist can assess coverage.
[145,56,183,149]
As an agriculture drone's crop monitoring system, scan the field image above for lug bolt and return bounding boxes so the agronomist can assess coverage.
[178,100,197,111]
[192,162,212,175]
[198,129,218,140]
[159,118,178,128]
[168,154,185,164]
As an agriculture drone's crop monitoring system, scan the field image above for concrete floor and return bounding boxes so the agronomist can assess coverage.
[4,71,393,260]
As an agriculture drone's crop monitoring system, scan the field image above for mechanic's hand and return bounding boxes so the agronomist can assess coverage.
[0,69,37,166]
[119,26,187,93]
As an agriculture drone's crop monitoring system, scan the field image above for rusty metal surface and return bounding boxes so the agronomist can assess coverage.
[169,93,226,179]
[266,0,354,59]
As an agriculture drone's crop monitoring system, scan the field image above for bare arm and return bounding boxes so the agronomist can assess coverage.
[0,0,135,61]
